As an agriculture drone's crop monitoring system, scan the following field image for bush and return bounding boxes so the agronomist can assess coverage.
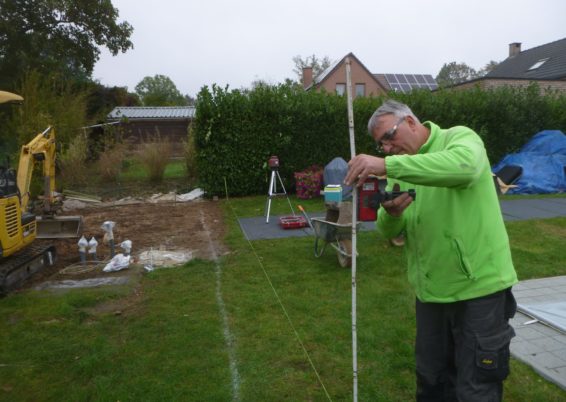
[6,70,88,147]
[136,137,173,183]
[97,143,126,183]
[193,82,566,196]
[294,165,323,199]
[184,124,198,180]
[59,132,89,187]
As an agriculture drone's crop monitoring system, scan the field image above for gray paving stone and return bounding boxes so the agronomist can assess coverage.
[552,366,566,379]
[553,335,566,346]
[530,337,566,352]
[515,326,551,340]
[551,348,566,361]
[511,340,544,355]
[526,351,565,369]
[535,324,566,337]
[515,288,550,298]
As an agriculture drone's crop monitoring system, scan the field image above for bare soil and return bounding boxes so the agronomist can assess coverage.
[25,199,227,289]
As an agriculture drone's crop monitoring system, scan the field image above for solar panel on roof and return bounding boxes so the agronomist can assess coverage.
[386,74,397,83]
[382,74,438,93]
[415,75,426,84]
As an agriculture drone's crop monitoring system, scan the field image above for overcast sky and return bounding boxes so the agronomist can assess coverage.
[93,0,566,97]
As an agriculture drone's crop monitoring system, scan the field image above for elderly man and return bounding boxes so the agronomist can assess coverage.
[345,99,518,402]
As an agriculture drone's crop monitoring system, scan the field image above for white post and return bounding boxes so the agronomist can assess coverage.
[345,57,358,402]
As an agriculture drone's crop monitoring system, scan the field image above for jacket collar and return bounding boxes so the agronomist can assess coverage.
[418,121,439,154]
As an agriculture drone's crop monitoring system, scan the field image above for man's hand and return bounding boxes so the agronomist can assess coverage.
[344,154,386,187]
[382,183,413,217]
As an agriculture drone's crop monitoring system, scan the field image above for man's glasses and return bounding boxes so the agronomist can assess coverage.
[375,116,405,152]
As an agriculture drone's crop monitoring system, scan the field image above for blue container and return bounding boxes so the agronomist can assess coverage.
[324,185,342,202]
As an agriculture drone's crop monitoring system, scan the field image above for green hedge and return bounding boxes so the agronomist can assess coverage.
[193,83,566,196]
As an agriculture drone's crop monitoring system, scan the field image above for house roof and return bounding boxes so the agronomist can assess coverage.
[306,52,387,91]
[107,106,195,120]
[486,37,566,80]
[306,52,436,93]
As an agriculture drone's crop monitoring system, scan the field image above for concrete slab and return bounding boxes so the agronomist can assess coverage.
[500,199,566,220]
[511,276,566,392]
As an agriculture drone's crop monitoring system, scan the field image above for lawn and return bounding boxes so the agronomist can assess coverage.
[0,195,565,401]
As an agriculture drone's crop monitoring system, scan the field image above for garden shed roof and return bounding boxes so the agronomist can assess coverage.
[107,106,195,120]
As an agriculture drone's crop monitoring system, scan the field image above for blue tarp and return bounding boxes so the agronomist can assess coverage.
[492,130,566,194]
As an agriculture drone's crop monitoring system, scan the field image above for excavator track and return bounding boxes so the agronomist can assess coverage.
[0,244,56,295]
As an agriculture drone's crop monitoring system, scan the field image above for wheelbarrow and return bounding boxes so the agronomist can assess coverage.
[300,202,359,268]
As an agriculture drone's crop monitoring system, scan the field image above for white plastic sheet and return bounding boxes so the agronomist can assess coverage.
[103,253,131,272]
[518,302,566,333]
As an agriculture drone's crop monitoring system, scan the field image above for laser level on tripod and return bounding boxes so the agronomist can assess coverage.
[265,155,295,223]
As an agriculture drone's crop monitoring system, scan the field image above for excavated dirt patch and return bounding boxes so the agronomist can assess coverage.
[22,199,227,290]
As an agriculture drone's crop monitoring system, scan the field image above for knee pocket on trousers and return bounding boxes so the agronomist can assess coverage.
[475,325,515,382]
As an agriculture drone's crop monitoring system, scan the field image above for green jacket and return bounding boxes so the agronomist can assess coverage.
[378,121,518,303]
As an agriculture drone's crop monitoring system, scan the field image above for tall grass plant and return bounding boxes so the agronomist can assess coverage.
[136,136,173,183]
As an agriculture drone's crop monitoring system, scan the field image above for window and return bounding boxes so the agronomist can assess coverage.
[528,58,549,71]
[336,83,346,96]
[355,84,365,97]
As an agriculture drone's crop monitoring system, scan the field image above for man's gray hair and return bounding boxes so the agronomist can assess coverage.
[367,99,420,135]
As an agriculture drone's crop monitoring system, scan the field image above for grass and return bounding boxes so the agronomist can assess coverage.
[1,194,565,401]
[119,158,187,181]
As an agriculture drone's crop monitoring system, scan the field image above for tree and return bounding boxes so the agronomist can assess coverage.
[0,0,134,89]
[477,60,500,77]
[292,54,332,84]
[134,75,188,106]
[184,94,196,106]
[435,62,479,87]
[83,82,140,119]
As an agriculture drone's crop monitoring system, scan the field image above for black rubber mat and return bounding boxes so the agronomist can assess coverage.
[238,212,376,241]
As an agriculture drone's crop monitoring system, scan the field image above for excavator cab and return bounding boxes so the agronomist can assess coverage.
[0,165,36,257]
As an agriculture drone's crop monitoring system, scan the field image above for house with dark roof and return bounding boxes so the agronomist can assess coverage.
[450,38,566,92]
[106,106,195,155]
[302,52,437,97]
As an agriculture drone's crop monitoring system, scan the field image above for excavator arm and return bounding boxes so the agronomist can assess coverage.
[16,126,57,214]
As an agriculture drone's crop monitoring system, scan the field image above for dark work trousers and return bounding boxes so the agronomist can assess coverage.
[415,288,517,402]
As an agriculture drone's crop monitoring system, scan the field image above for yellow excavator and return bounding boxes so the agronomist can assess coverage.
[0,90,82,294]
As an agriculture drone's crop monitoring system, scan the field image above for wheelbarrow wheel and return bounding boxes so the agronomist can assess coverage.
[337,239,352,268]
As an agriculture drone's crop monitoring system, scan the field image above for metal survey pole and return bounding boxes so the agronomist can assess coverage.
[345,57,358,402]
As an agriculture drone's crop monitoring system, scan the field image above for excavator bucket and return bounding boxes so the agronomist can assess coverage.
[36,216,83,239]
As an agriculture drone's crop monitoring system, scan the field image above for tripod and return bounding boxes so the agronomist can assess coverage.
[265,167,295,223]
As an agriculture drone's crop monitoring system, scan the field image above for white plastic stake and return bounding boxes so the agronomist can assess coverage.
[345,57,358,402]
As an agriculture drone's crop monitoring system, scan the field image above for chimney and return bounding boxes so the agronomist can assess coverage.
[509,42,521,57]
[302,67,313,89]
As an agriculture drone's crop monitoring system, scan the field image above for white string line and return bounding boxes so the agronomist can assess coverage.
[199,210,241,402]
[223,182,333,401]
